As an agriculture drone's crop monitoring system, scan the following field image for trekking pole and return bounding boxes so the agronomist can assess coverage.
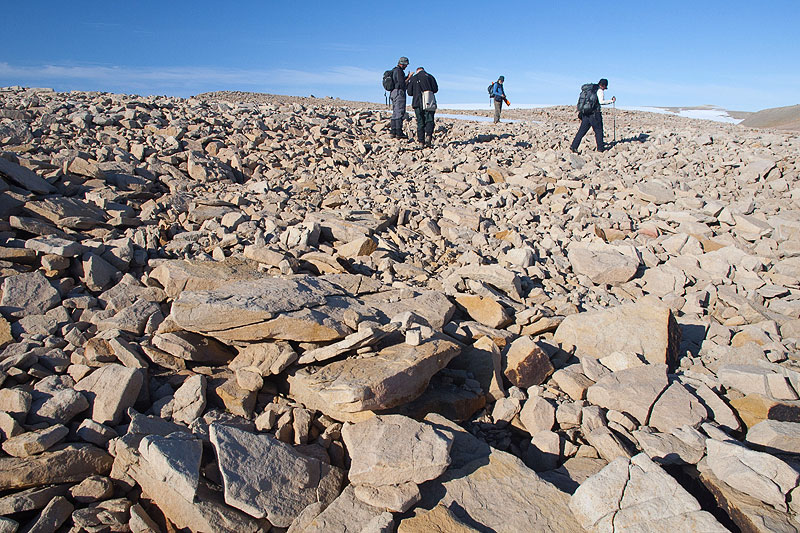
[613,101,616,142]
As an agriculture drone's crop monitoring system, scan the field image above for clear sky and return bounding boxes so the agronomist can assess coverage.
[1,0,797,111]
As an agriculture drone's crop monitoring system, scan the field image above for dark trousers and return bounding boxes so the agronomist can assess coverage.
[414,108,435,142]
[571,112,604,152]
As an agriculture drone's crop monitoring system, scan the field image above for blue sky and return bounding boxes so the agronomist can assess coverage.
[1,1,797,111]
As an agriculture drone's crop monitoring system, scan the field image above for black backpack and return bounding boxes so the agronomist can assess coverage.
[383,70,395,91]
[577,83,599,115]
[487,82,494,98]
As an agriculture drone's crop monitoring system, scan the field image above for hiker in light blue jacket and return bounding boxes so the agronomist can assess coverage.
[491,76,506,123]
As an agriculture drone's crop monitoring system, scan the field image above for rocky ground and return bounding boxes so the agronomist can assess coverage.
[0,85,799,532]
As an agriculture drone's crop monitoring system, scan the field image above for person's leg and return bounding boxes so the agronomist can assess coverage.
[391,90,405,138]
[591,112,605,151]
[494,100,502,123]
[424,111,435,146]
[414,107,425,144]
[570,115,592,151]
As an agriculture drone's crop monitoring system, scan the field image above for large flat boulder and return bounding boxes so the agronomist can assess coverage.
[287,485,393,533]
[209,423,345,527]
[570,453,727,532]
[112,435,264,532]
[586,364,669,425]
[554,302,681,367]
[705,438,799,510]
[418,414,583,532]
[74,364,143,425]
[0,444,112,491]
[0,272,60,319]
[287,335,461,421]
[170,275,378,342]
[567,242,640,285]
[342,414,452,486]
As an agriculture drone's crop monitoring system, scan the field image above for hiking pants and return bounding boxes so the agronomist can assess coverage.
[414,108,435,142]
[390,89,406,134]
[494,99,503,123]
[571,112,604,152]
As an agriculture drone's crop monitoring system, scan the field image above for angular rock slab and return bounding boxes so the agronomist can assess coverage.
[567,243,639,285]
[0,157,55,194]
[747,419,800,454]
[0,272,60,319]
[706,438,799,510]
[417,414,583,532]
[503,336,554,388]
[697,458,800,533]
[170,275,373,342]
[586,364,669,425]
[342,414,452,486]
[149,257,268,299]
[113,436,264,533]
[570,453,727,532]
[75,364,143,425]
[554,302,681,367]
[397,504,481,533]
[138,432,202,500]
[209,423,345,527]
[287,485,393,533]
[0,444,112,491]
[648,381,708,432]
[287,335,461,420]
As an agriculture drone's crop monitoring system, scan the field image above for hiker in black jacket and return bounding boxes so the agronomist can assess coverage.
[571,78,615,153]
[407,67,439,147]
[390,57,411,139]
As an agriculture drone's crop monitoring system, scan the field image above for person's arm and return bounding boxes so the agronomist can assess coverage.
[431,75,438,93]
[598,88,615,105]
[407,77,414,96]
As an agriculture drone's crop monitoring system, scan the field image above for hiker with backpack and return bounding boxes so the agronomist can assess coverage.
[488,76,508,123]
[383,56,412,140]
[570,78,615,153]
[407,67,439,148]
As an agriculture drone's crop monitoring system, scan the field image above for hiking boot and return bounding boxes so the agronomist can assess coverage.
[570,147,579,154]
[424,134,433,148]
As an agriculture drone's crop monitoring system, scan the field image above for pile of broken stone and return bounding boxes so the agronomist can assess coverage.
[0,85,799,532]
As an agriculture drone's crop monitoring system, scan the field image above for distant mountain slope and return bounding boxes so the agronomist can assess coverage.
[740,104,800,131]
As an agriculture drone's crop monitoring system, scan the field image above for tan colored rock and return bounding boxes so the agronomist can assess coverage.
[112,436,264,532]
[502,336,554,388]
[0,444,113,491]
[287,335,460,420]
[230,341,298,376]
[554,302,681,367]
[397,504,481,533]
[210,423,344,527]
[455,294,511,328]
[696,459,799,533]
[586,364,669,425]
[343,415,452,486]
[570,454,727,532]
[336,236,378,258]
[729,394,800,430]
[567,243,639,285]
[74,364,143,425]
[648,382,708,432]
[0,317,11,348]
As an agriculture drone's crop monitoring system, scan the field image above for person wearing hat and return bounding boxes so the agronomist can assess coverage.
[389,57,412,140]
[491,76,507,124]
[570,78,616,153]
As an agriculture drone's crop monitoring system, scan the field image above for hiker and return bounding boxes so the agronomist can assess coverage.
[387,57,412,140]
[490,76,506,123]
[407,66,439,147]
[570,78,615,153]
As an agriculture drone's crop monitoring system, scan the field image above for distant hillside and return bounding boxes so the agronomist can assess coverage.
[740,104,800,131]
